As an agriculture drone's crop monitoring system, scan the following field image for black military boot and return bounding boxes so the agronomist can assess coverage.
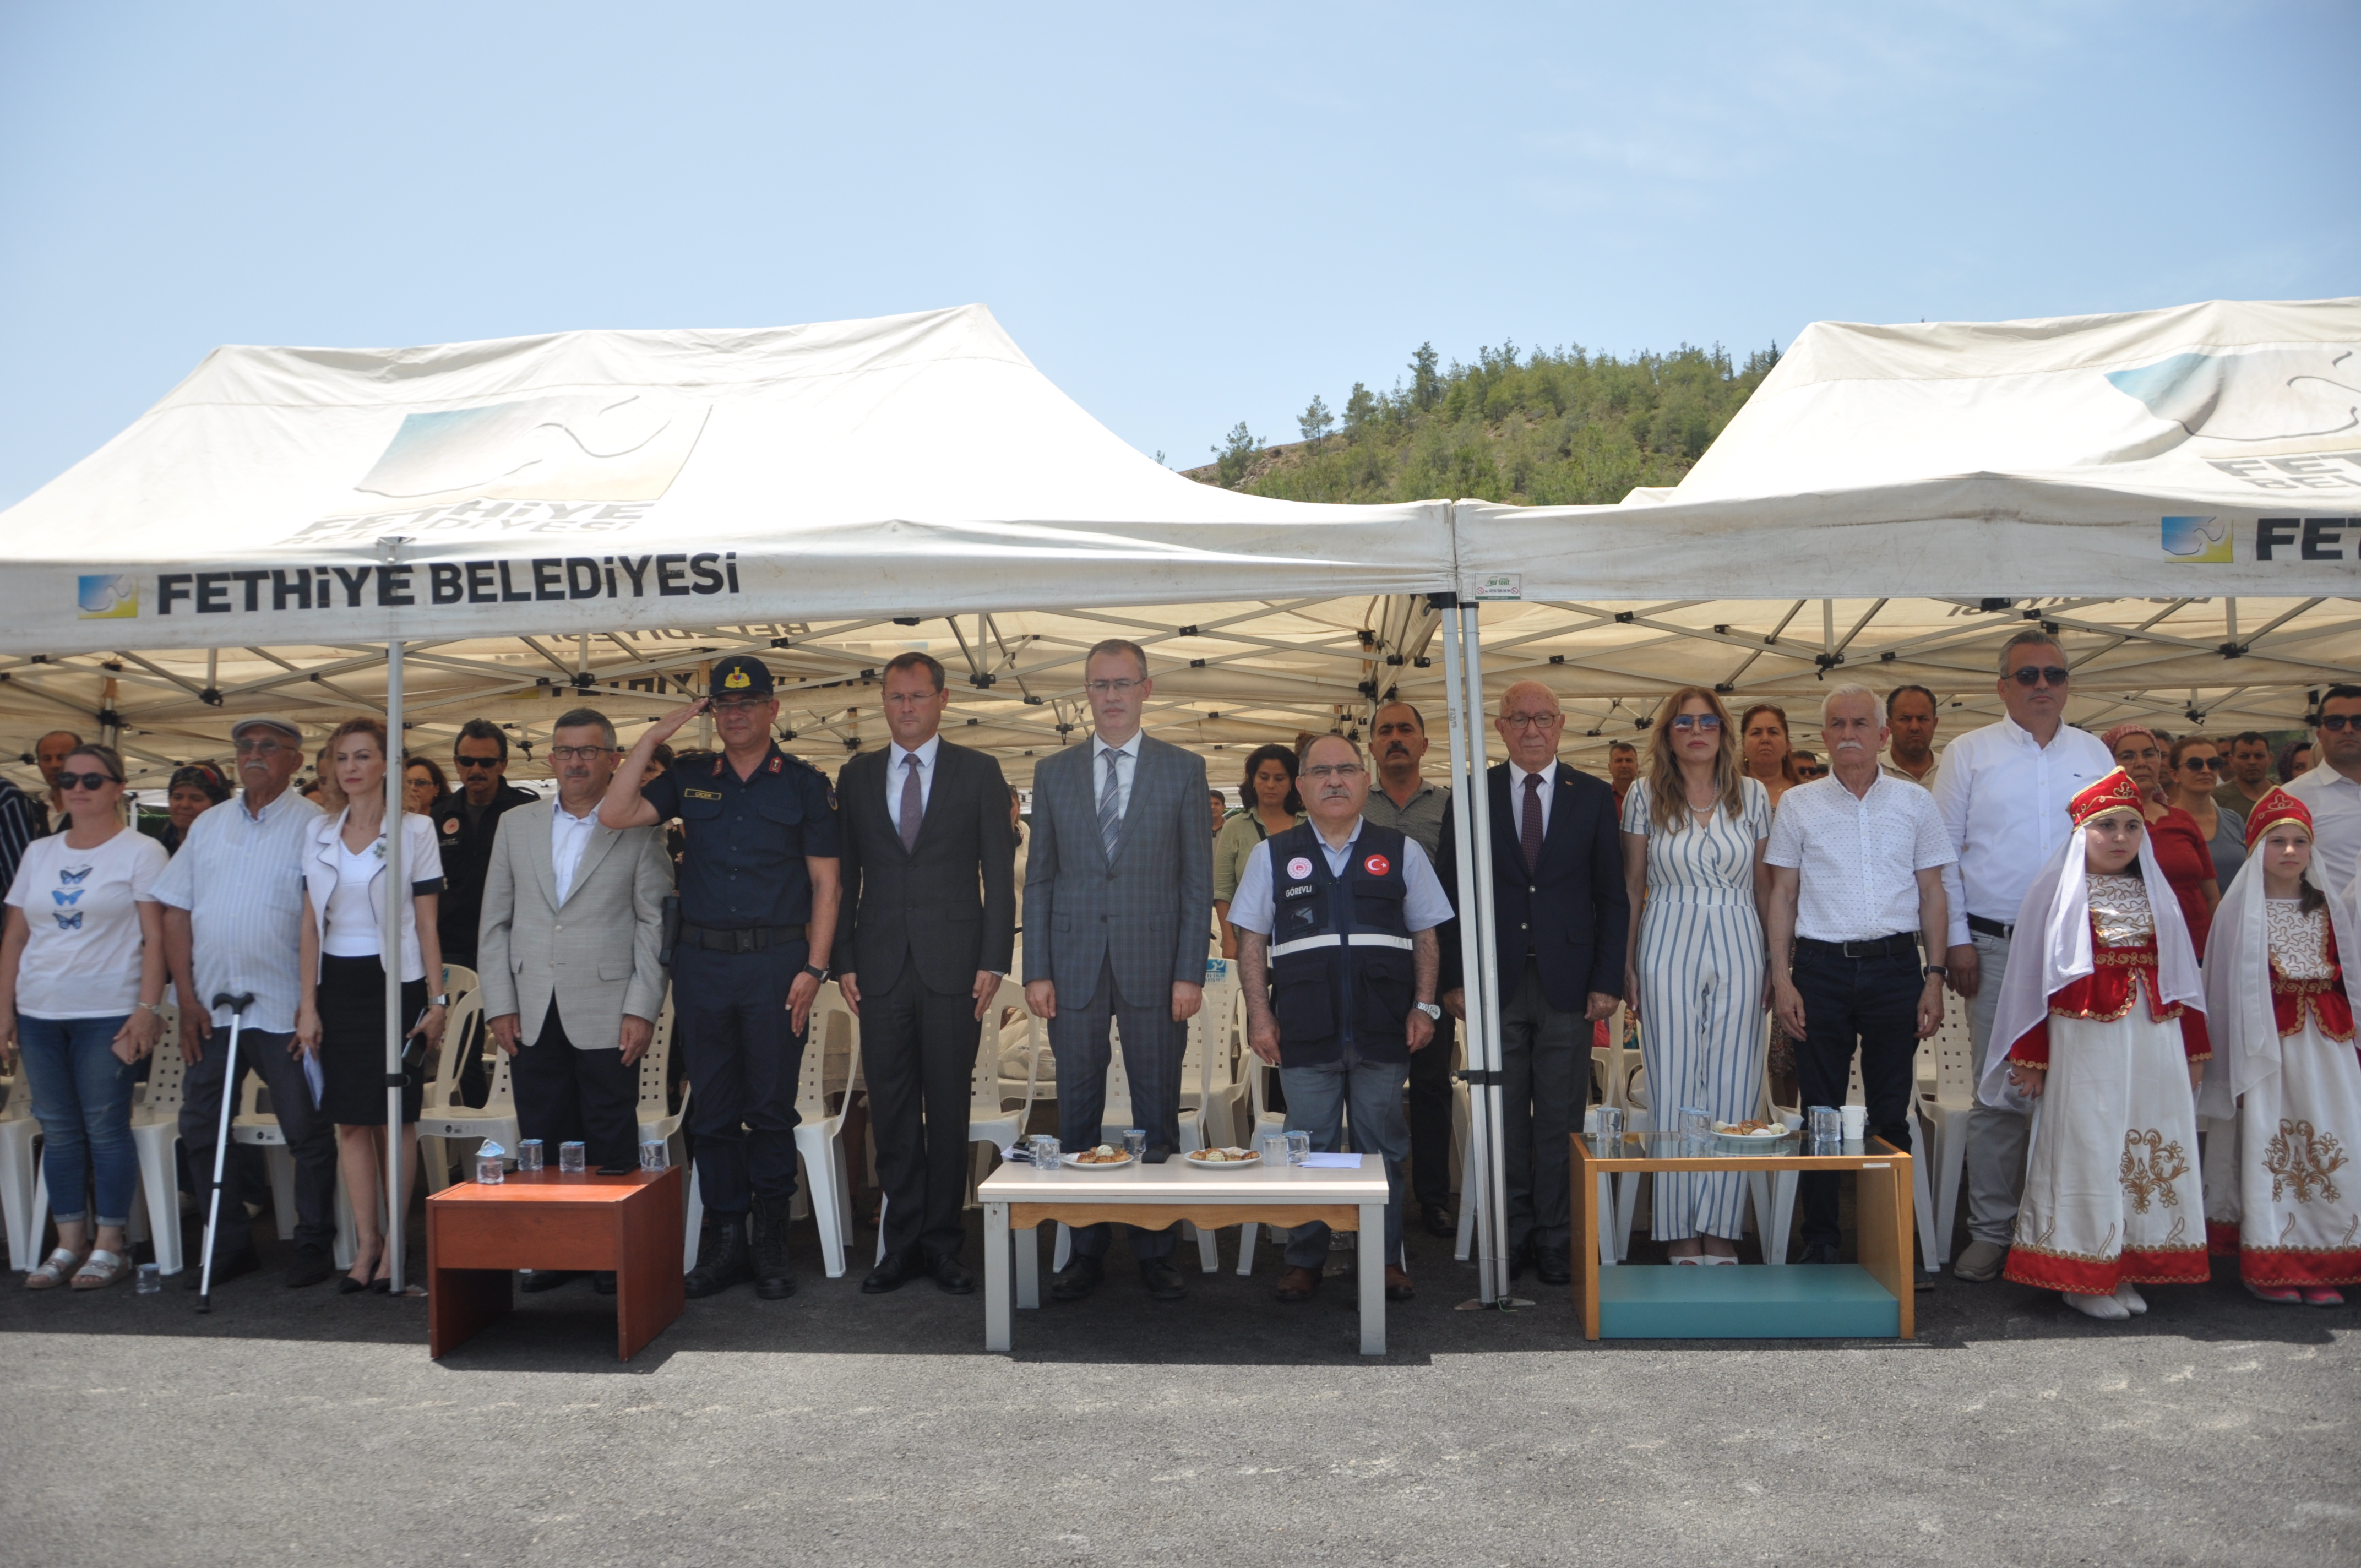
[683,1214,752,1299]
[750,1196,799,1300]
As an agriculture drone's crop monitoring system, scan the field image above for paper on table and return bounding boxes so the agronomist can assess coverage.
[1298,1153,1362,1168]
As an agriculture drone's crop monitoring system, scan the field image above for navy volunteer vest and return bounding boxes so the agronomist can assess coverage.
[1266,820,1416,1066]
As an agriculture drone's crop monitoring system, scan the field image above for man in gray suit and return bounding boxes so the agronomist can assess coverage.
[1025,638,1214,1302]
[479,707,672,1294]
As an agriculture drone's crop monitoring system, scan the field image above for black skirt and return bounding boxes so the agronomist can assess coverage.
[317,953,427,1125]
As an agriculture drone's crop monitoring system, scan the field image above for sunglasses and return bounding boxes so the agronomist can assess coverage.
[454,755,502,769]
[2320,715,2361,732]
[2009,666,2071,687]
[57,771,119,791]
[1669,714,1723,731]
[2180,756,2223,771]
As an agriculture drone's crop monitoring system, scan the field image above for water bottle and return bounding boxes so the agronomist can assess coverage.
[135,1263,162,1294]
[639,1140,668,1172]
[476,1139,507,1184]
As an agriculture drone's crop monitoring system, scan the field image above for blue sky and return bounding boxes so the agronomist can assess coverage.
[1,2,2353,507]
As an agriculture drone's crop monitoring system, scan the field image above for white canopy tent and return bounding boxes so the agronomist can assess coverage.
[4,296,2357,1305]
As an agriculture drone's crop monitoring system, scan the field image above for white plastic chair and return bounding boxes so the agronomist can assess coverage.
[682,981,861,1277]
[416,994,515,1194]
[635,992,689,1173]
[1192,962,1248,1151]
[881,978,1045,1264]
[0,1074,45,1271]
[1913,995,1978,1272]
[442,964,481,1004]
[126,1022,188,1273]
[231,1070,302,1243]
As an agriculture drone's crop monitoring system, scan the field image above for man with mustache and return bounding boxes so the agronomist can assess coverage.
[1361,700,1459,1238]
[1764,683,1955,1264]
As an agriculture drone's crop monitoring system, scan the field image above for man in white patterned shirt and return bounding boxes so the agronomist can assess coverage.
[1765,684,1954,1266]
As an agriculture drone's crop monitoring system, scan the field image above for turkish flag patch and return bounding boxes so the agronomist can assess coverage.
[1364,854,1391,876]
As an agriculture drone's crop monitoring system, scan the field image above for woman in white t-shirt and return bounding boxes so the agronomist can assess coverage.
[297,717,445,1295]
[0,744,169,1290]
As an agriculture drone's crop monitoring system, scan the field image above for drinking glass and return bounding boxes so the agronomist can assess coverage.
[1808,1106,1842,1151]
[1029,1135,1062,1172]
[1124,1128,1146,1162]
[475,1139,507,1184]
[1259,1134,1288,1167]
[1286,1130,1312,1165]
[516,1139,544,1173]
[1677,1106,1712,1149]
[558,1141,587,1173]
[639,1140,669,1172]
[1592,1106,1624,1151]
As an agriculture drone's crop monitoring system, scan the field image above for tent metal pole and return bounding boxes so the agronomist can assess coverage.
[383,635,407,1295]
[1440,597,1513,1306]
[1456,603,1512,1303]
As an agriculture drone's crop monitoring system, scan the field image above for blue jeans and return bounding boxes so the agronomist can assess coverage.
[1278,1052,1410,1270]
[15,1013,140,1229]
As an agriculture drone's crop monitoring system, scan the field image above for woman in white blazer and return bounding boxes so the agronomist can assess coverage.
[296,717,446,1294]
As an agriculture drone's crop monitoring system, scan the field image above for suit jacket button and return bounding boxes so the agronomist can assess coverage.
[1520,922,1529,930]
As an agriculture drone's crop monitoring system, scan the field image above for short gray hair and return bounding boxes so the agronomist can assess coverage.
[1997,628,2063,677]
[1302,732,1366,767]
[552,707,617,747]
[1819,682,1881,727]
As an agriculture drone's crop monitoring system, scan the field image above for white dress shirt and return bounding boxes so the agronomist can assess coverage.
[2282,762,2361,905]
[1765,774,1956,942]
[1226,817,1456,937]
[152,788,325,1033]
[1508,761,1554,843]
[1092,731,1143,819]
[1929,715,2115,946]
[550,798,600,905]
[885,733,942,836]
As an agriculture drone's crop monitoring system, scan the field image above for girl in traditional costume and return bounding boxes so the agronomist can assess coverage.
[2199,787,2360,1305]
[1984,769,2210,1321]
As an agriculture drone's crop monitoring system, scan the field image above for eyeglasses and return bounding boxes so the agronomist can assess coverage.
[2009,665,2071,687]
[1302,763,1366,781]
[1669,715,1723,731]
[2320,714,2361,732]
[2179,756,2223,771]
[1085,679,1144,696]
[546,745,613,763]
[231,738,286,756]
[708,699,768,716]
[454,755,502,770]
[1500,712,1562,731]
[57,772,118,791]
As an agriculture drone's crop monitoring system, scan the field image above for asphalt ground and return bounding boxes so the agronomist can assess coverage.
[3,1189,2354,1568]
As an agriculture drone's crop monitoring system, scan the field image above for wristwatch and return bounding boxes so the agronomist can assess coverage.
[1921,965,1948,980]
[802,963,829,983]
[1415,1001,1443,1021]
[429,994,450,1008]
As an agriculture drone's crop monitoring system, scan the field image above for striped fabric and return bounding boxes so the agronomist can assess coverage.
[1622,776,1774,1242]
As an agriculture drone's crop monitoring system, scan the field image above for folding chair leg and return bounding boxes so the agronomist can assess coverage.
[1909,1110,1941,1273]
[134,1134,183,1273]
[265,1147,297,1240]
[1596,1174,1617,1268]
[682,1166,705,1273]
[1054,1222,1073,1274]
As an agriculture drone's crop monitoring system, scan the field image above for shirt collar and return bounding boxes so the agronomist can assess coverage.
[1511,760,1553,784]
[1093,732,1143,761]
[894,735,943,770]
[1312,815,1366,855]
[1998,711,2072,751]
[554,796,598,824]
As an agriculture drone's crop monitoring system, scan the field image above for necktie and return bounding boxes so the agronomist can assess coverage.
[1521,771,1544,873]
[899,753,923,853]
[1099,747,1124,862]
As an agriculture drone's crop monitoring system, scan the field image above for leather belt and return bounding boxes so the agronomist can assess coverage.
[681,923,807,954]
[1967,914,2015,940]
[1795,933,1919,960]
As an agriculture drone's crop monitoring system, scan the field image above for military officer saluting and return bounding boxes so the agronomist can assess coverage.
[600,656,841,1300]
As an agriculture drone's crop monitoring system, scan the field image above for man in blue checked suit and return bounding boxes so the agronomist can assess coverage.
[1024,638,1214,1303]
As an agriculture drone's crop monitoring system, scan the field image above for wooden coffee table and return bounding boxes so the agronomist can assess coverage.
[980,1155,1392,1354]
[425,1167,684,1360]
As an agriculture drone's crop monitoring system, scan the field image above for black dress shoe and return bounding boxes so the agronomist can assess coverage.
[591,1272,616,1295]
[282,1245,335,1289]
[1140,1259,1188,1300]
[684,1216,753,1299]
[931,1255,975,1295]
[1533,1249,1573,1287]
[1049,1255,1103,1302]
[519,1269,581,1294]
[1800,1238,1842,1265]
[1421,1202,1457,1239]
[1505,1242,1533,1280]
[750,1196,798,1300]
[862,1250,922,1295]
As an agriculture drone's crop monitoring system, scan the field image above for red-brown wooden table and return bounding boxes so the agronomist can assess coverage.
[425,1167,684,1361]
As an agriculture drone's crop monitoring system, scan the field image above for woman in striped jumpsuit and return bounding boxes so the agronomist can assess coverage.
[1621,685,1773,1260]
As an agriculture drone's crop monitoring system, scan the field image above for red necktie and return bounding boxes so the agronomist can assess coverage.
[1521,771,1544,873]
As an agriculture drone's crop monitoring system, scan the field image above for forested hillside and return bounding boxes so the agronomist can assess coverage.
[1184,339,1779,506]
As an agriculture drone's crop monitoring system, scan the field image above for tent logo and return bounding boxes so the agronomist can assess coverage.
[2161,515,2231,564]
[76,573,139,619]
[352,390,709,504]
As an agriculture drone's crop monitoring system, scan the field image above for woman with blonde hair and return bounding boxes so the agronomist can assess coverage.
[297,717,445,1293]
[1620,687,1773,1261]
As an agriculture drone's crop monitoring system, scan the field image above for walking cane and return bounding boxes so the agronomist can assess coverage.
[195,990,256,1314]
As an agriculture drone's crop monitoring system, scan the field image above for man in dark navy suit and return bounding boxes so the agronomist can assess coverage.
[1435,680,1629,1286]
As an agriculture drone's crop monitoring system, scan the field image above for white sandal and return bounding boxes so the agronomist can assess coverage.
[25,1246,85,1290]
[69,1249,129,1291]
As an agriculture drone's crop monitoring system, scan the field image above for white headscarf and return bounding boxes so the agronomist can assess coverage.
[1978,817,2206,1109]
[2197,843,2361,1120]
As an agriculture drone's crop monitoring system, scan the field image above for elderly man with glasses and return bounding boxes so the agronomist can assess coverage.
[1434,680,1629,1287]
[2280,684,2361,901]
[1929,630,2115,1281]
